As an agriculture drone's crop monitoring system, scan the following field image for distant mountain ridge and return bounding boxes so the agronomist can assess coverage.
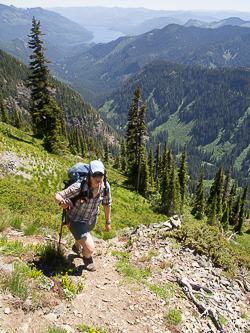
[99,60,250,187]
[49,24,250,97]
[0,4,93,46]
[185,17,250,28]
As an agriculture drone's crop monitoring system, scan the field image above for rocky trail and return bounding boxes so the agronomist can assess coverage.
[0,217,250,333]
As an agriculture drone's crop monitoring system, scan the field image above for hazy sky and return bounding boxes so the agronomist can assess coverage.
[1,0,250,12]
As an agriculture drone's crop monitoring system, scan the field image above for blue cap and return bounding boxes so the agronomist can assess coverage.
[89,160,105,175]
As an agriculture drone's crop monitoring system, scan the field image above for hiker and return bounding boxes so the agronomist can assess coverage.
[54,160,111,271]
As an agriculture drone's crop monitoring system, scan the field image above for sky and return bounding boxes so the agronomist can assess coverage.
[1,0,250,12]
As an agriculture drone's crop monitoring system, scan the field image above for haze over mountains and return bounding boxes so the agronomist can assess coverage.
[1,3,250,187]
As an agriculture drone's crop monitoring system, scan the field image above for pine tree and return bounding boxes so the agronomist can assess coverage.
[0,90,10,124]
[12,102,22,129]
[113,153,121,169]
[235,184,249,234]
[167,159,181,216]
[140,152,150,197]
[178,143,188,210]
[222,156,233,202]
[207,165,224,217]
[154,140,161,184]
[27,17,63,153]
[104,138,110,164]
[191,169,206,220]
[207,193,217,226]
[126,86,147,191]
[221,201,229,232]
[148,147,155,190]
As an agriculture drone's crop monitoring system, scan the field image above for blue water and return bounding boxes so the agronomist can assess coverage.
[84,26,126,44]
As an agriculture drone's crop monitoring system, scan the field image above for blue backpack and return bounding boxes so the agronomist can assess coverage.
[63,162,89,205]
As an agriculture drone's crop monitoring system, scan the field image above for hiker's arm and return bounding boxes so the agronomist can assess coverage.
[103,205,111,232]
[54,193,69,209]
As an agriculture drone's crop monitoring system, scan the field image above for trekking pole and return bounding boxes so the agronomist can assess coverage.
[58,209,66,254]
[58,199,72,254]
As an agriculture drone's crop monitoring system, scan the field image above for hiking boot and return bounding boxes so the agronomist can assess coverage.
[72,244,82,256]
[83,256,96,271]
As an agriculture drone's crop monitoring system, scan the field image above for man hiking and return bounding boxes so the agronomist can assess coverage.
[54,160,112,271]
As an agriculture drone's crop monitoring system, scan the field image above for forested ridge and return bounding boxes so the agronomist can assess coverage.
[0,48,116,141]
[99,60,250,187]
[50,24,250,98]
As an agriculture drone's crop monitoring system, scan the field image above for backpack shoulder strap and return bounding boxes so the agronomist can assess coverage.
[71,178,88,205]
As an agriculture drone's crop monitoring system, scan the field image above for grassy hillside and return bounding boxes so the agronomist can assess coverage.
[0,122,165,241]
[1,121,250,277]
[98,60,250,187]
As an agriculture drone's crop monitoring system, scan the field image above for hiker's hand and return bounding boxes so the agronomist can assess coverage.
[59,199,69,209]
[105,223,111,233]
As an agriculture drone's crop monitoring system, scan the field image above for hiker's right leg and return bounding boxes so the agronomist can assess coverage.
[76,234,95,258]
[69,222,95,258]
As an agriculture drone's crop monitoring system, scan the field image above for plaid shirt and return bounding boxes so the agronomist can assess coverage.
[57,180,111,224]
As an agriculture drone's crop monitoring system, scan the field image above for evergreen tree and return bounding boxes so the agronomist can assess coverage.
[221,201,229,232]
[27,17,63,153]
[162,138,168,173]
[207,165,224,217]
[232,193,241,228]
[104,138,110,164]
[126,86,147,191]
[140,152,150,197]
[79,130,86,158]
[228,181,237,225]
[178,143,188,210]
[207,193,217,226]
[235,184,249,234]
[223,156,233,202]
[113,153,121,169]
[148,147,155,190]
[121,136,126,158]
[12,102,22,129]
[0,90,10,124]
[154,140,161,184]
[167,159,181,216]
[191,169,206,220]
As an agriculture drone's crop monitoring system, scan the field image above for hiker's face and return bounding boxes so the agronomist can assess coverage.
[91,172,104,186]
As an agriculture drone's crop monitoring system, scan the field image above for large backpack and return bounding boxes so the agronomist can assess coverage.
[63,162,89,206]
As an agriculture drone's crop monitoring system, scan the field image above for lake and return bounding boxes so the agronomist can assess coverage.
[84,26,126,44]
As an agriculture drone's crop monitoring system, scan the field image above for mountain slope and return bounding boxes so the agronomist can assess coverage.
[50,24,250,96]
[0,4,93,46]
[99,60,250,186]
[0,48,116,140]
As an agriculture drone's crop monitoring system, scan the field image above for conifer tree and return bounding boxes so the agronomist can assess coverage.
[113,153,121,169]
[27,17,63,153]
[207,193,217,226]
[154,140,161,184]
[228,181,237,225]
[126,86,147,191]
[178,143,188,210]
[160,164,170,213]
[221,201,229,232]
[148,147,155,189]
[223,156,233,202]
[191,169,206,220]
[12,102,22,129]
[167,159,181,216]
[207,166,224,217]
[104,138,110,164]
[80,130,86,157]
[140,152,150,197]
[235,184,249,234]
[0,90,10,124]
[162,139,168,174]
